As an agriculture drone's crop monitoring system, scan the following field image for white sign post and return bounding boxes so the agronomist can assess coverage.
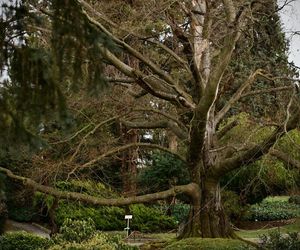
[124,215,132,237]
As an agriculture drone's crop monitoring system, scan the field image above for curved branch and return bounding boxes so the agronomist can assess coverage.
[121,120,188,140]
[269,149,300,169]
[0,166,198,206]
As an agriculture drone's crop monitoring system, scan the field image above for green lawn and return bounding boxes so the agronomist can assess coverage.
[236,218,300,238]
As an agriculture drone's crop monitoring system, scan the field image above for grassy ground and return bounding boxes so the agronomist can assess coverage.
[236,218,300,239]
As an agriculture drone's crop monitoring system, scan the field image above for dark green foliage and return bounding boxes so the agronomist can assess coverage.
[139,152,189,193]
[8,207,36,222]
[289,195,300,205]
[258,231,300,250]
[222,190,249,223]
[0,0,113,147]
[51,0,113,94]
[244,199,300,221]
[55,201,124,231]
[0,231,52,250]
[129,204,176,232]
[48,179,176,232]
[169,204,190,224]
[55,202,176,232]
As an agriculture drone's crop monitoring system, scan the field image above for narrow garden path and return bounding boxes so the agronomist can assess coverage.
[4,219,50,239]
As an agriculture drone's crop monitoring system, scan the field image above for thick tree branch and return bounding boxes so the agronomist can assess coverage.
[121,120,188,140]
[269,149,300,169]
[188,6,250,163]
[241,86,293,98]
[222,0,236,23]
[213,106,300,177]
[99,45,192,106]
[216,120,239,139]
[0,166,198,206]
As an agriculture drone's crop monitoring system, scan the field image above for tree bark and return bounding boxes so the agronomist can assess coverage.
[178,177,232,238]
[121,126,138,197]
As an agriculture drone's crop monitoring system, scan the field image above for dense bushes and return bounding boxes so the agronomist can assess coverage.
[36,179,176,232]
[130,204,176,232]
[50,219,137,250]
[55,202,176,232]
[244,198,300,221]
[222,190,249,222]
[289,195,300,205]
[0,219,137,250]
[55,202,124,230]
[258,231,300,250]
[0,231,52,250]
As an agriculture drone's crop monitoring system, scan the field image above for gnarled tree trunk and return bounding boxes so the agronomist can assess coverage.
[179,177,232,238]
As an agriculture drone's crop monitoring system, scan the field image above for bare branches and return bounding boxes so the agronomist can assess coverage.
[215,69,265,124]
[0,166,198,206]
[68,142,186,177]
[79,2,194,107]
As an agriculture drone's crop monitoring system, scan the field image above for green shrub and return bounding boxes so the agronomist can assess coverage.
[0,231,52,250]
[55,202,124,230]
[258,231,300,250]
[51,219,136,250]
[244,198,300,221]
[56,218,96,243]
[289,195,300,205]
[129,204,176,232]
[170,204,189,223]
[50,233,137,250]
[56,201,176,232]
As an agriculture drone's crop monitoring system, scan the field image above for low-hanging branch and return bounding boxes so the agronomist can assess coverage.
[0,166,198,206]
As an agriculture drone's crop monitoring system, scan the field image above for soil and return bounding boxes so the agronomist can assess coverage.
[236,219,296,230]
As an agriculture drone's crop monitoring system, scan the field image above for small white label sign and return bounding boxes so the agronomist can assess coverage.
[125,215,132,219]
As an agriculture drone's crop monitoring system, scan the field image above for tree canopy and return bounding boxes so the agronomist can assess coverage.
[0,0,299,239]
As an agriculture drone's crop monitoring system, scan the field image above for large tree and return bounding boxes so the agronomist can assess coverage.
[1,0,300,238]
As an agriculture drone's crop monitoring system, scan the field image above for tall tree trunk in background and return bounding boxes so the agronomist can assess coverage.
[121,126,138,197]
